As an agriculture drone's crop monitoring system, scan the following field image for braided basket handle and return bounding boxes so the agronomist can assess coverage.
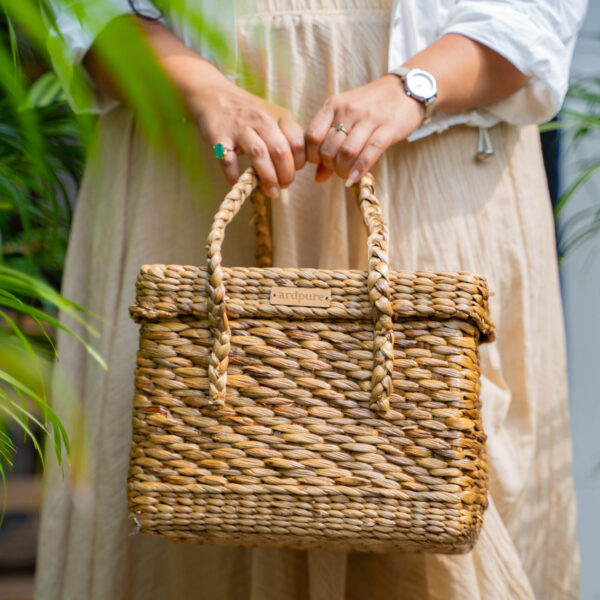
[206,168,394,413]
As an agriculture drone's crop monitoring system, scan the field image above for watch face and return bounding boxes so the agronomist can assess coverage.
[405,69,437,101]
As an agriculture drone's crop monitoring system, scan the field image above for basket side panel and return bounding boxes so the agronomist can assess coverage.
[128,316,488,553]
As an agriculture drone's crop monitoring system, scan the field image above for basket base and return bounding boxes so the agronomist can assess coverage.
[131,518,478,554]
[128,487,482,554]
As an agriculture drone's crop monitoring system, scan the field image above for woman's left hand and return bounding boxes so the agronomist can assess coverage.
[305,75,425,184]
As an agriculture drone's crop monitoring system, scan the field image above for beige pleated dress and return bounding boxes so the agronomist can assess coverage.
[34,1,580,598]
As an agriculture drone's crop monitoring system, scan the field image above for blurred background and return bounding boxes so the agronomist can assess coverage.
[558,3,600,599]
[0,2,598,599]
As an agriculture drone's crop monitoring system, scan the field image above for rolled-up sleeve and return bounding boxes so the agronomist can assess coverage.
[47,0,160,113]
[441,0,588,124]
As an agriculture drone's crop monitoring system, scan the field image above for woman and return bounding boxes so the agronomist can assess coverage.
[36,1,585,598]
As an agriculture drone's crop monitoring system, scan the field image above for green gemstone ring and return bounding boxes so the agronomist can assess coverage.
[213,143,233,160]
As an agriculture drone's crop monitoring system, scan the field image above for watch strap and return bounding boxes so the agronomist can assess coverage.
[422,97,435,125]
[391,66,411,78]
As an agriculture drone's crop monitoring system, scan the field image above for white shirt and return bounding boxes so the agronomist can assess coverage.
[48,0,588,140]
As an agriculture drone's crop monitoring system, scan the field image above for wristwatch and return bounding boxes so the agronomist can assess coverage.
[388,67,438,125]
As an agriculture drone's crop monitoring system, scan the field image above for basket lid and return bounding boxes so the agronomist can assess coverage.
[130,264,496,342]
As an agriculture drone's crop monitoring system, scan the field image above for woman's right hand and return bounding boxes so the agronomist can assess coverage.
[186,76,306,197]
[84,17,305,197]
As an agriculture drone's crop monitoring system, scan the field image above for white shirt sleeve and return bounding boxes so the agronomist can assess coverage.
[441,0,588,124]
[46,0,160,113]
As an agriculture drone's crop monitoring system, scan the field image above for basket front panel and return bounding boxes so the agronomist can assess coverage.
[128,316,488,553]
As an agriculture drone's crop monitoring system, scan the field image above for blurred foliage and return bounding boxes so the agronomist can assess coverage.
[0,5,102,503]
[0,82,91,286]
[0,9,88,284]
[541,77,600,258]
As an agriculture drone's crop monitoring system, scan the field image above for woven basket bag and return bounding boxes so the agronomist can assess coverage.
[128,169,496,553]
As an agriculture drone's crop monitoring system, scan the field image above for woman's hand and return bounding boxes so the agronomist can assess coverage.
[306,75,424,185]
[84,17,305,197]
[305,34,533,185]
[187,77,305,197]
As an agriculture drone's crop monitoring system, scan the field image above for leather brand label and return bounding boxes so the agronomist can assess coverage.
[270,286,331,308]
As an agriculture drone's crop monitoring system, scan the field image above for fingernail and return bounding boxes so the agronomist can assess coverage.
[345,170,360,187]
[268,186,279,197]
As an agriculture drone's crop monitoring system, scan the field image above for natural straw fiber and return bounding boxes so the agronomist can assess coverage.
[128,169,496,553]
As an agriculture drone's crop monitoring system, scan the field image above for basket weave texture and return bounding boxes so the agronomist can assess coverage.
[128,170,496,553]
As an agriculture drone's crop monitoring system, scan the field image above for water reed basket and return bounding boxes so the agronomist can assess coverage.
[128,169,496,553]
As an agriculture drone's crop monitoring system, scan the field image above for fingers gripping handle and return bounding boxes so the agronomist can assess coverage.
[206,168,394,413]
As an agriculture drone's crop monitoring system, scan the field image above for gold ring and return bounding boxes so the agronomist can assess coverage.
[331,123,349,135]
